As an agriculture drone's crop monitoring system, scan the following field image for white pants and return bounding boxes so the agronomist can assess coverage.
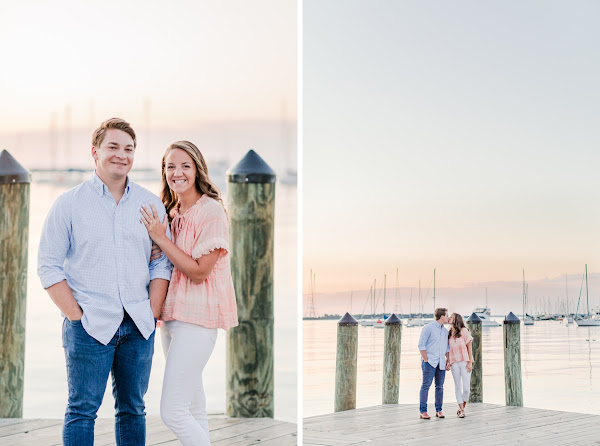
[450,361,472,404]
[160,320,218,446]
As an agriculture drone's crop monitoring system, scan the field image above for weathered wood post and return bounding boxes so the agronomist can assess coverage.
[504,311,523,406]
[0,150,31,418]
[335,312,358,412]
[466,312,482,403]
[226,150,276,418]
[382,313,401,404]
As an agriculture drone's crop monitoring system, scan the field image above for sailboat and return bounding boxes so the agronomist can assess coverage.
[359,284,375,327]
[523,269,534,325]
[564,274,574,324]
[407,274,432,327]
[374,274,387,328]
[575,265,600,326]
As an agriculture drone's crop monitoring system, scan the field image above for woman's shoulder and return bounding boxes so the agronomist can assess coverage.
[194,195,226,219]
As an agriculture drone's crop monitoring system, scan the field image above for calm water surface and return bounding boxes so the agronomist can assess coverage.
[24,180,297,422]
[303,319,600,417]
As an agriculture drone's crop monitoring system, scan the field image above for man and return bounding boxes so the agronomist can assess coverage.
[38,118,172,446]
[418,307,450,419]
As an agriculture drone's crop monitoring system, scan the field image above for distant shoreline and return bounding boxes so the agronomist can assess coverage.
[303,312,583,321]
[303,313,434,321]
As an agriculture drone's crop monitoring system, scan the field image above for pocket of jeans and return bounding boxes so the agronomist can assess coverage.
[62,317,83,348]
[63,317,97,350]
[62,318,68,348]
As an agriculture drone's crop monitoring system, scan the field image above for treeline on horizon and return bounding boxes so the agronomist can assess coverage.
[303,313,435,320]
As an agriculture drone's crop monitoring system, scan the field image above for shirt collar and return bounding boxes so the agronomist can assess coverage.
[89,170,131,197]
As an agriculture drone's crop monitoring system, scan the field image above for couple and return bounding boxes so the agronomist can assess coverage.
[37,118,238,446]
[418,308,474,419]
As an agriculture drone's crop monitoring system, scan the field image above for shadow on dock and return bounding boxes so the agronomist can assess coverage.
[0,415,296,445]
[304,403,599,445]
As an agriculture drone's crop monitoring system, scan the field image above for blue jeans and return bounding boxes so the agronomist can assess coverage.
[62,312,155,446]
[420,360,446,413]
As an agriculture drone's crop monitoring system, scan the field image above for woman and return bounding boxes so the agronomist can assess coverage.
[141,141,238,446]
[447,313,473,418]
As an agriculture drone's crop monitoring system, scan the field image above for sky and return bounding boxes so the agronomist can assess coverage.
[303,1,600,308]
[0,0,297,172]
[0,0,296,132]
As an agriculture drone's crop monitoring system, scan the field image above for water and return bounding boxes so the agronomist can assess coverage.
[23,180,297,422]
[303,319,600,417]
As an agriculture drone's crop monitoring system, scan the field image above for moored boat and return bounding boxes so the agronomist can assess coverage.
[406,317,430,327]
[473,307,501,327]
[574,265,600,327]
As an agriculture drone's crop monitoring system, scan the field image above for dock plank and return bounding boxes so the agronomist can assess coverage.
[0,415,296,446]
[304,404,600,445]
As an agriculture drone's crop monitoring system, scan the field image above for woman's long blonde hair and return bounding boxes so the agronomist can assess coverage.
[160,141,223,222]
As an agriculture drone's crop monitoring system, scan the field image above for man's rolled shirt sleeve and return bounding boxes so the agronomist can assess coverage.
[38,194,71,289]
[418,324,430,352]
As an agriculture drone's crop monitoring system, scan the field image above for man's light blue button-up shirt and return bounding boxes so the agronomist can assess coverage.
[418,320,450,369]
[37,171,173,345]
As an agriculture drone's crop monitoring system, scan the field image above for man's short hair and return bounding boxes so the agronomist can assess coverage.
[92,118,137,148]
[434,308,448,320]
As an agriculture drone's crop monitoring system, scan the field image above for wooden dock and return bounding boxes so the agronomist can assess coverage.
[0,415,296,445]
[304,403,600,445]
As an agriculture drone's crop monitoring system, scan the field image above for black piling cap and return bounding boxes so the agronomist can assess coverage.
[227,149,276,184]
[384,314,402,325]
[0,150,31,184]
[467,312,482,324]
[338,312,358,326]
[504,312,520,324]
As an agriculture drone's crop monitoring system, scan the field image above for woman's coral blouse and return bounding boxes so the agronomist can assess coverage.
[160,195,238,330]
[448,327,473,365]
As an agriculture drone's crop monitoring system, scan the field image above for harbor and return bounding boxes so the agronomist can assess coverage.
[303,319,600,418]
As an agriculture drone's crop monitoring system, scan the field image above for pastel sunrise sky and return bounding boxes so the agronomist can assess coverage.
[0,0,296,133]
[303,1,600,303]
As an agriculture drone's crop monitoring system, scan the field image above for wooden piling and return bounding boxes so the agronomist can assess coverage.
[504,311,523,406]
[335,313,358,412]
[382,314,401,404]
[225,150,276,418]
[0,150,31,418]
[466,312,482,403]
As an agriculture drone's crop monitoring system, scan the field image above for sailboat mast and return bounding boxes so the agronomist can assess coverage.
[370,285,373,319]
[565,274,569,316]
[373,279,376,319]
[395,268,399,314]
[419,280,422,318]
[433,268,436,315]
[586,264,589,316]
[383,274,387,316]
[522,270,524,318]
